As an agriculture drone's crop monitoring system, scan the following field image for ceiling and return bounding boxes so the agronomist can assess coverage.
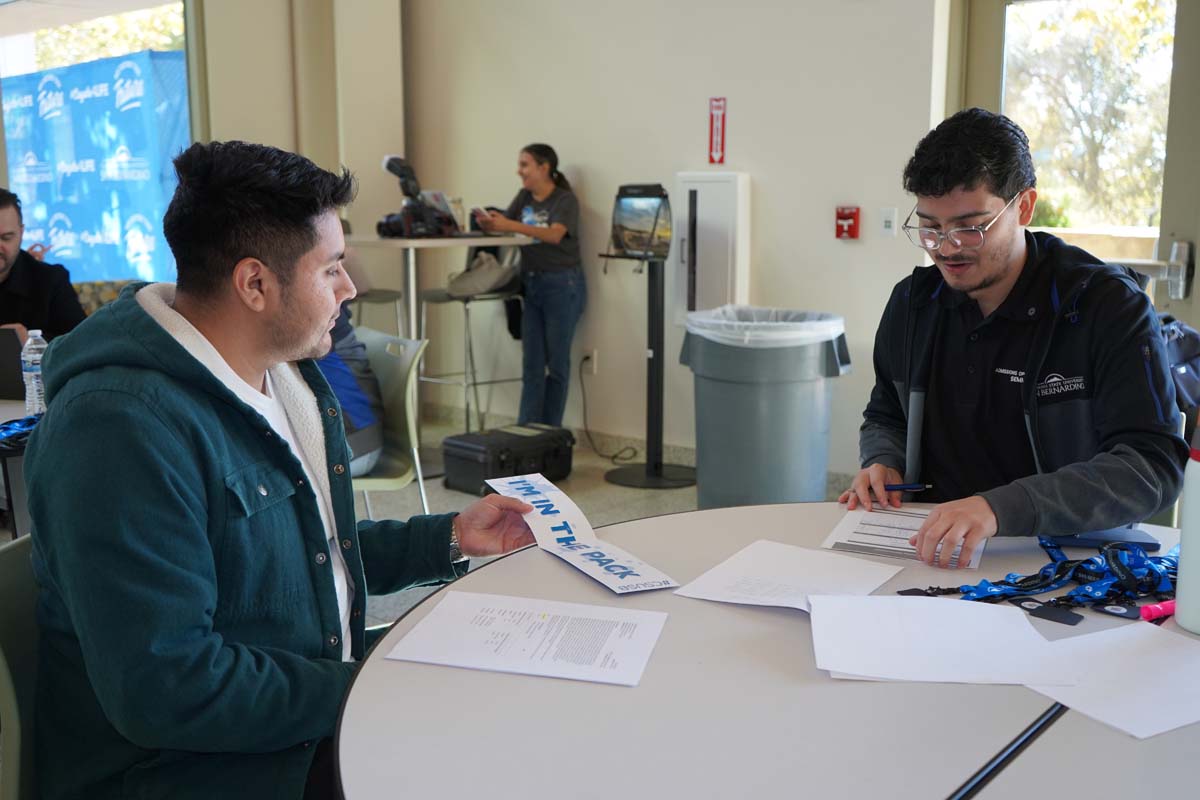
[0,0,168,38]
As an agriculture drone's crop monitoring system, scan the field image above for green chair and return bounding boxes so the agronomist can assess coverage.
[351,329,430,518]
[0,534,37,800]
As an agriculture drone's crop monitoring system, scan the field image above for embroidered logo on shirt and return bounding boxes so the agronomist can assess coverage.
[995,367,1025,384]
[1036,373,1086,397]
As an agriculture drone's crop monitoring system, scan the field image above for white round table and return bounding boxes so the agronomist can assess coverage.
[335,502,1166,799]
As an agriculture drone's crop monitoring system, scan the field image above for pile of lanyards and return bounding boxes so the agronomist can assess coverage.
[911,537,1178,609]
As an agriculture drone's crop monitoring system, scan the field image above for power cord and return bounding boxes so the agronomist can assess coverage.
[578,354,637,464]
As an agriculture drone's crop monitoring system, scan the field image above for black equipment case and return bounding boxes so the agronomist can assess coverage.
[442,423,576,495]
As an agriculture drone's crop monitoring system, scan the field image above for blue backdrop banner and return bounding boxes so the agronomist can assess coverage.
[2,49,190,282]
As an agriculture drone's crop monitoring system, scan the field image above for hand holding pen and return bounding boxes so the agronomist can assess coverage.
[838,463,907,510]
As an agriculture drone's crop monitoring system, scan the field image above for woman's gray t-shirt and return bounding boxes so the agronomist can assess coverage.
[504,187,581,272]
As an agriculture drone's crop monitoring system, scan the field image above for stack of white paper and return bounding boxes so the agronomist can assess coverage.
[808,595,1076,685]
[1030,622,1200,739]
[674,539,902,611]
[386,591,668,686]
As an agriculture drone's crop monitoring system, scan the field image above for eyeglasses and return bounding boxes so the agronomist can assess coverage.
[902,192,1021,252]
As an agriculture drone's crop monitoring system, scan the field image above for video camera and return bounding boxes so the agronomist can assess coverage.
[376,155,460,238]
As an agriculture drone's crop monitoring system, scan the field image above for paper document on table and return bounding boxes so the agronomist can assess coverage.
[808,595,1077,685]
[674,539,902,611]
[1028,622,1200,738]
[385,591,667,686]
[821,507,985,569]
[485,474,678,594]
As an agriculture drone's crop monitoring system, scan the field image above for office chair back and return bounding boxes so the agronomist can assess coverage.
[0,534,37,800]
[352,328,430,515]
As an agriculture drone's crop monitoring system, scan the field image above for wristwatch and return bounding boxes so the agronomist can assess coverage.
[449,515,468,563]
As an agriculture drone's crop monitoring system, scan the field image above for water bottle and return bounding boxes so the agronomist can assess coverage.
[1177,442,1200,633]
[21,329,47,416]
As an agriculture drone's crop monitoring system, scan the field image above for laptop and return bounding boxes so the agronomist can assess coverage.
[0,328,25,401]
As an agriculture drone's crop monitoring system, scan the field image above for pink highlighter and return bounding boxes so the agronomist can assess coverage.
[1140,599,1176,621]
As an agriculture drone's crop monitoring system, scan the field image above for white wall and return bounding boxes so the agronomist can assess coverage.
[402,0,944,473]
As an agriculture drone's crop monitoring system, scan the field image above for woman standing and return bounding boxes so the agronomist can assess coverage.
[477,143,585,427]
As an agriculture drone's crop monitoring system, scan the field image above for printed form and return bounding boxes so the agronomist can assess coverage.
[386,591,667,686]
[821,507,986,569]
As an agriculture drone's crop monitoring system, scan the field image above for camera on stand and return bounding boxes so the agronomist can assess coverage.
[376,155,460,238]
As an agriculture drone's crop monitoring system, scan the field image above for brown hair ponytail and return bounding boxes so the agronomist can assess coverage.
[522,143,571,191]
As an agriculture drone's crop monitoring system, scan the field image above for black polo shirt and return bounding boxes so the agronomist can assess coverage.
[0,249,87,341]
[920,242,1050,503]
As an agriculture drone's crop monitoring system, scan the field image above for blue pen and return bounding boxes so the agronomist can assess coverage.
[884,483,933,492]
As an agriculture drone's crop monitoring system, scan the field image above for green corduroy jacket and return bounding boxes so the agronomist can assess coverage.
[27,283,462,799]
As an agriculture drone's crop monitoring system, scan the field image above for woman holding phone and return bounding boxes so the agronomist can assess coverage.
[477,143,584,427]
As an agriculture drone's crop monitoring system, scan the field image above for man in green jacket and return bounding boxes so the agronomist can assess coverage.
[25,140,536,800]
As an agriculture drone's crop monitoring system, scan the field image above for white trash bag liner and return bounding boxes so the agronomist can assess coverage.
[685,304,845,348]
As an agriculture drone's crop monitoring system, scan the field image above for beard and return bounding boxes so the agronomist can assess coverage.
[267,287,336,362]
[269,322,332,363]
[936,243,1014,297]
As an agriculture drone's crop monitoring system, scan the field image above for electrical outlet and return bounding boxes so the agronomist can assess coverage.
[585,349,598,375]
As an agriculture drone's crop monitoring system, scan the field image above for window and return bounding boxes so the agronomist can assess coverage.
[0,2,189,281]
[1001,0,1176,259]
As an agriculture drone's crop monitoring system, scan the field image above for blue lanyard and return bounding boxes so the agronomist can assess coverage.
[952,537,1178,606]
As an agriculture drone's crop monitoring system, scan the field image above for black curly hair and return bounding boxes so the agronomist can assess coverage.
[903,108,1036,199]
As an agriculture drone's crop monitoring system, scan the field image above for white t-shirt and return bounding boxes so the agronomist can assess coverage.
[137,284,354,661]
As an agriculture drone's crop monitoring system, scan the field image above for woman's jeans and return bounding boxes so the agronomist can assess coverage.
[519,268,586,426]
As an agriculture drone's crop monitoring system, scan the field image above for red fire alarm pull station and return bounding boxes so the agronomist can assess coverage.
[836,206,860,239]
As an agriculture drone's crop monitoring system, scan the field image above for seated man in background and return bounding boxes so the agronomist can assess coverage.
[0,187,87,342]
[842,108,1187,568]
[317,303,385,476]
[27,140,535,800]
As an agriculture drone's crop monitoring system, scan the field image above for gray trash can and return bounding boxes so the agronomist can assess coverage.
[681,305,851,509]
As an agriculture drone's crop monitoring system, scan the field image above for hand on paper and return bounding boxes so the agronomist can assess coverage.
[909,496,997,568]
[456,494,535,556]
[839,463,903,510]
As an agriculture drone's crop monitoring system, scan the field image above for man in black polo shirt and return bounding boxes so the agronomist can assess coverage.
[841,108,1187,568]
[0,188,87,343]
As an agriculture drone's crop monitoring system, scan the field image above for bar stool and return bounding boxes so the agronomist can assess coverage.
[353,289,405,336]
[342,218,407,335]
[418,280,521,433]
